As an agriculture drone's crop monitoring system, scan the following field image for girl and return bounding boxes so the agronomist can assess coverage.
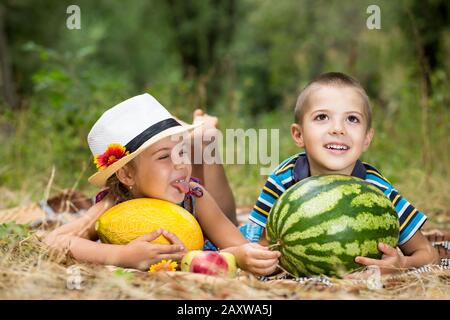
[44,93,280,276]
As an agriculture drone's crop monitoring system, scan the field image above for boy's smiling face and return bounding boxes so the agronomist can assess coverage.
[291,85,374,176]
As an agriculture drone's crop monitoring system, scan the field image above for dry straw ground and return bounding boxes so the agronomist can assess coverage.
[0,170,449,300]
[0,217,449,300]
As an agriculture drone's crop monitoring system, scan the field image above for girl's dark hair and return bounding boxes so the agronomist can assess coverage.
[104,161,136,204]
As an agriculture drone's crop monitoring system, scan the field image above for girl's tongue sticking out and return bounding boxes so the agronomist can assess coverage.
[172,179,189,194]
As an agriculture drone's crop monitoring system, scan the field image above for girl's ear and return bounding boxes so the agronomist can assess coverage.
[115,164,135,187]
[291,123,305,148]
[363,127,375,151]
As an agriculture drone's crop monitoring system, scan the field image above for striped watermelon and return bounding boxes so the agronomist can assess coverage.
[266,175,399,277]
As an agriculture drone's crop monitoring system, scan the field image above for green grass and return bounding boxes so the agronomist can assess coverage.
[0,91,449,221]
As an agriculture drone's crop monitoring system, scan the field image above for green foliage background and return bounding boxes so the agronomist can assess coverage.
[0,0,449,214]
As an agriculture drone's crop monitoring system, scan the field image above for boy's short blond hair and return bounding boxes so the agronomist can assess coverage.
[294,72,372,129]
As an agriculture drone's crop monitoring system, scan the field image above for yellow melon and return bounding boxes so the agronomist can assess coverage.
[95,198,204,250]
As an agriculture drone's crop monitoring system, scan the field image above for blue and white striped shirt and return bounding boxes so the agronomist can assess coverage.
[239,152,427,246]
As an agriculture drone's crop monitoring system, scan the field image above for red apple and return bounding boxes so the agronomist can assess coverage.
[181,250,237,277]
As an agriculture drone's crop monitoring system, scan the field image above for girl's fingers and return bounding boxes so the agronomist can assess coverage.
[161,230,185,248]
[248,258,279,269]
[157,252,186,262]
[151,243,185,254]
[188,181,202,189]
[193,109,204,121]
[251,265,279,277]
[134,229,163,242]
[251,249,281,260]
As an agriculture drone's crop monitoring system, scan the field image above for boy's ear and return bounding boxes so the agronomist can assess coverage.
[363,127,375,151]
[291,123,305,148]
[115,165,135,187]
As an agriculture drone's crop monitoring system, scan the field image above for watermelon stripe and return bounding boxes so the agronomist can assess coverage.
[273,201,290,236]
[280,249,307,276]
[287,176,361,204]
[304,247,358,268]
[350,191,392,208]
[303,238,395,260]
[283,246,340,275]
[283,212,398,242]
[282,249,321,276]
[283,244,344,265]
[285,229,398,255]
[306,264,326,275]
[281,183,363,235]
[276,179,369,236]
[273,177,372,232]
[281,188,396,236]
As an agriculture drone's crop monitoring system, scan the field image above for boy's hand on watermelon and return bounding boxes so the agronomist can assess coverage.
[233,243,281,276]
[120,229,187,271]
[354,242,406,275]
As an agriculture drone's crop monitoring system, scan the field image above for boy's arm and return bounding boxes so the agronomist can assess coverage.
[399,231,440,267]
[354,230,439,274]
[355,172,439,271]
[385,187,437,265]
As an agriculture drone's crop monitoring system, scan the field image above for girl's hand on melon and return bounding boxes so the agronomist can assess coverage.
[120,229,187,271]
[233,243,281,276]
[353,242,406,275]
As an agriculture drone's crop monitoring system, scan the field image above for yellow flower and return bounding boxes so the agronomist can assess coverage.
[148,259,178,273]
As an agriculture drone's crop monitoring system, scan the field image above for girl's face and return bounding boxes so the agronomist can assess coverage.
[291,85,374,176]
[122,136,192,203]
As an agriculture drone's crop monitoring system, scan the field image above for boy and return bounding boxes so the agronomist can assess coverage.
[241,72,439,274]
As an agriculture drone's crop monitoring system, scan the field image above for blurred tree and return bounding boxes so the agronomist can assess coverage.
[166,0,236,76]
[401,0,450,96]
[0,3,19,108]
[2,0,68,101]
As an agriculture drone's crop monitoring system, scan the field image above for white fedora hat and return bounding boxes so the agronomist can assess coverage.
[87,93,200,187]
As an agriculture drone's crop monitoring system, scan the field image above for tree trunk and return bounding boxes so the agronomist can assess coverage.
[406,8,432,182]
[0,4,19,109]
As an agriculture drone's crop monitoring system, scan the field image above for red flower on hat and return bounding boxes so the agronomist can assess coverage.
[94,143,130,171]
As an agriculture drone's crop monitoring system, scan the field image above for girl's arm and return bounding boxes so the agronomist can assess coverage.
[42,195,124,265]
[192,160,237,225]
[43,194,115,247]
[187,110,237,225]
[191,182,246,249]
[57,229,186,270]
[191,182,281,276]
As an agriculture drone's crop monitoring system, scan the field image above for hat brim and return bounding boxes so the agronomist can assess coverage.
[88,122,202,187]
